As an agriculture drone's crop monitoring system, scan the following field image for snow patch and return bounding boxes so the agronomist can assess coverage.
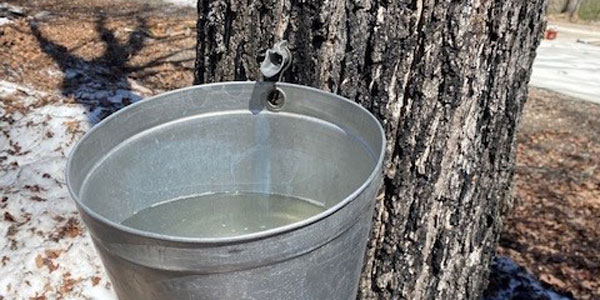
[1,81,118,299]
[0,17,12,26]
[484,256,572,300]
[162,0,196,7]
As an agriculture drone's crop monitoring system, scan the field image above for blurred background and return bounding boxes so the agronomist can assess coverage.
[489,1,600,299]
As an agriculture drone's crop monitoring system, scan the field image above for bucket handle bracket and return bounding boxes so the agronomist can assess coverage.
[260,40,291,111]
[260,40,292,82]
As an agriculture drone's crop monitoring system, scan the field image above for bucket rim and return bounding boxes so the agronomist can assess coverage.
[66,81,386,244]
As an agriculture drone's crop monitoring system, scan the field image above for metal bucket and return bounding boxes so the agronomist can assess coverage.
[66,81,385,300]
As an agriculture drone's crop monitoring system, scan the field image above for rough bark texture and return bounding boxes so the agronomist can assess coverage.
[194,0,547,299]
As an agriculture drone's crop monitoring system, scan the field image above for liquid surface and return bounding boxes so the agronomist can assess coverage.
[121,192,326,238]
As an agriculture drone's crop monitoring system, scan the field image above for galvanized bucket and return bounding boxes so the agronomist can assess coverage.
[66,81,385,300]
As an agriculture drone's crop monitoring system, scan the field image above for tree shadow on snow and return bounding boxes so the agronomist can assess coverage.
[29,14,147,124]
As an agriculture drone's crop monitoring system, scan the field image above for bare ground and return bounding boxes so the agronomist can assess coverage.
[497,88,600,300]
[1,0,195,96]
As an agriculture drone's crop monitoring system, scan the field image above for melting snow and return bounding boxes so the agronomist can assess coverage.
[0,79,129,299]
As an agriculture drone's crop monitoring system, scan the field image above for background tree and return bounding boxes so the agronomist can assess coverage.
[194,0,547,299]
[565,0,582,20]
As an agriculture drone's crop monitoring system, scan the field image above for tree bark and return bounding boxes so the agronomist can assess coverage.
[194,0,547,299]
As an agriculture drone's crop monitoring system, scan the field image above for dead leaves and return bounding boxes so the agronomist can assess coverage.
[540,273,568,291]
[6,140,30,156]
[6,226,17,244]
[63,120,83,136]
[499,88,600,299]
[35,253,58,272]
[24,270,86,299]
[1,94,28,115]
[4,211,16,222]
[23,184,43,193]
[45,249,61,259]
[28,248,102,298]
[91,276,101,286]
[59,272,81,295]
[3,212,31,227]
[30,195,46,202]
[50,217,82,241]
[34,249,62,273]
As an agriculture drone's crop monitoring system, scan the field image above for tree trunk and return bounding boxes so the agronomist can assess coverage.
[547,0,569,14]
[565,0,581,21]
[194,0,547,299]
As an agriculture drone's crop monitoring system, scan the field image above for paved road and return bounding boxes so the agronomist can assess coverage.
[531,40,600,104]
[530,23,600,104]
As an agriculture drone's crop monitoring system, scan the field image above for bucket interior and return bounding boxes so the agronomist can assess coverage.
[68,83,383,239]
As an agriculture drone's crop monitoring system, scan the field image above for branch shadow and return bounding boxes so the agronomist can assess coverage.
[28,14,148,124]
